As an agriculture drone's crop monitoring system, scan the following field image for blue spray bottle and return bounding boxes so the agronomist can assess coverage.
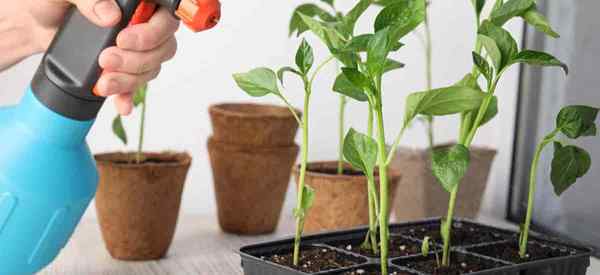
[0,1,220,274]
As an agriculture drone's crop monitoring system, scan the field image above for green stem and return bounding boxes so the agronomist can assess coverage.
[424,6,435,150]
[375,103,389,274]
[363,104,379,253]
[464,76,500,145]
[519,130,558,258]
[136,97,147,164]
[442,186,458,266]
[338,95,347,174]
[293,87,311,266]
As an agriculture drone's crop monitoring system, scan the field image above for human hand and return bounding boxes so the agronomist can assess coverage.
[29,0,180,115]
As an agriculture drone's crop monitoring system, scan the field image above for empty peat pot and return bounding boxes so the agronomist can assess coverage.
[391,144,496,221]
[209,103,301,147]
[295,161,401,233]
[94,152,191,260]
[207,137,299,235]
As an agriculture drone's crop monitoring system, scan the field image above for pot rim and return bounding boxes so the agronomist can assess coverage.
[94,151,192,168]
[293,160,401,180]
[207,137,300,152]
[209,103,301,120]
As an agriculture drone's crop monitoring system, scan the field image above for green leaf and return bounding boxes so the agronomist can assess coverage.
[277,66,302,86]
[471,0,486,18]
[374,0,426,42]
[509,50,568,74]
[480,96,499,126]
[522,5,560,38]
[383,58,405,73]
[472,51,493,82]
[289,4,337,37]
[404,86,486,125]
[491,0,503,13]
[343,128,378,176]
[367,28,391,76]
[343,34,404,53]
[478,34,503,71]
[422,236,431,256]
[299,13,345,50]
[455,73,481,90]
[556,105,600,139]
[333,73,369,102]
[112,115,128,145]
[551,143,591,196]
[321,0,335,8]
[490,0,535,26]
[342,0,372,35]
[294,185,316,219]
[296,39,314,75]
[479,20,519,70]
[133,84,147,107]
[342,67,372,91]
[431,144,470,193]
[233,68,280,97]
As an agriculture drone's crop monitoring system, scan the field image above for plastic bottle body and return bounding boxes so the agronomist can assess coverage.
[0,88,97,275]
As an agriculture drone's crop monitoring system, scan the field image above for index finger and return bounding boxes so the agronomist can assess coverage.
[115,7,180,51]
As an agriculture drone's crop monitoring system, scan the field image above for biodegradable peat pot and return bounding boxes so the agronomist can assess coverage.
[94,152,191,260]
[207,137,299,235]
[391,144,496,221]
[239,218,593,275]
[294,161,401,234]
[209,103,301,146]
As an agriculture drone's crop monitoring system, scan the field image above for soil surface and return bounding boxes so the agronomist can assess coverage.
[334,235,421,258]
[397,252,505,275]
[265,246,365,273]
[341,266,414,275]
[468,240,580,263]
[394,221,508,246]
[308,166,366,176]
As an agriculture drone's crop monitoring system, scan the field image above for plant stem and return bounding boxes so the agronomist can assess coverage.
[293,85,311,266]
[136,97,147,164]
[423,5,435,150]
[362,104,379,253]
[442,185,458,266]
[519,130,558,258]
[375,103,390,274]
[338,95,347,174]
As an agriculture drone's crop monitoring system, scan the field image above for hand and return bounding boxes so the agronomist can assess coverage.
[29,0,180,115]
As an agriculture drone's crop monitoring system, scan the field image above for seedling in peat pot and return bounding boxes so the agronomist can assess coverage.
[519,105,599,258]
[400,0,569,267]
[112,84,149,163]
[233,39,334,266]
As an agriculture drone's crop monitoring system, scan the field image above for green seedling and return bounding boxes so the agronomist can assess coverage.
[399,0,568,266]
[299,0,430,272]
[233,39,333,266]
[519,105,599,258]
[112,84,148,164]
[421,236,440,267]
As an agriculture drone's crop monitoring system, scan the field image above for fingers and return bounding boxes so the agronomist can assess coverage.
[99,37,177,74]
[95,67,161,97]
[66,0,121,27]
[116,7,180,51]
[114,93,134,115]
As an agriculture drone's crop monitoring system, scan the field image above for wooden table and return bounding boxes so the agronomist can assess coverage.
[40,214,599,275]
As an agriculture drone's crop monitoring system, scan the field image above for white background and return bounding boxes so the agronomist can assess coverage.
[0,0,524,220]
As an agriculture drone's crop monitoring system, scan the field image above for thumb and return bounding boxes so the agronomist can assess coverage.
[67,0,122,27]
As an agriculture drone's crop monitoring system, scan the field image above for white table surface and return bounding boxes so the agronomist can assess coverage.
[40,214,599,275]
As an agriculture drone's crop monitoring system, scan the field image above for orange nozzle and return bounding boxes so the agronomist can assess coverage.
[176,0,221,32]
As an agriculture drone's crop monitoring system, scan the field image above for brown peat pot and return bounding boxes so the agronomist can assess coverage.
[95,152,191,260]
[239,218,593,275]
[209,103,301,147]
[294,161,401,233]
[391,144,496,221]
[207,137,299,235]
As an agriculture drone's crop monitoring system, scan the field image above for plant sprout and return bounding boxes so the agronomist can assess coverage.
[112,84,148,164]
[399,0,569,266]
[519,105,598,258]
[233,39,333,266]
[421,236,440,266]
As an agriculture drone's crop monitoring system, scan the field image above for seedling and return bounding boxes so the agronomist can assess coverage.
[421,236,440,267]
[400,0,569,266]
[233,39,333,266]
[112,84,148,164]
[519,105,599,258]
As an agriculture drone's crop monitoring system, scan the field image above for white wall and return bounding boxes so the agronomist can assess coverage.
[0,1,522,220]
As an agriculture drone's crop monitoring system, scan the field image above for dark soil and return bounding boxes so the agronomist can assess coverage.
[340,265,414,275]
[468,240,580,263]
[394,221,508,246]
[264,246,365,273]
[395,252,505,275]
[308,166,366,176]
[334,235,421,258]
